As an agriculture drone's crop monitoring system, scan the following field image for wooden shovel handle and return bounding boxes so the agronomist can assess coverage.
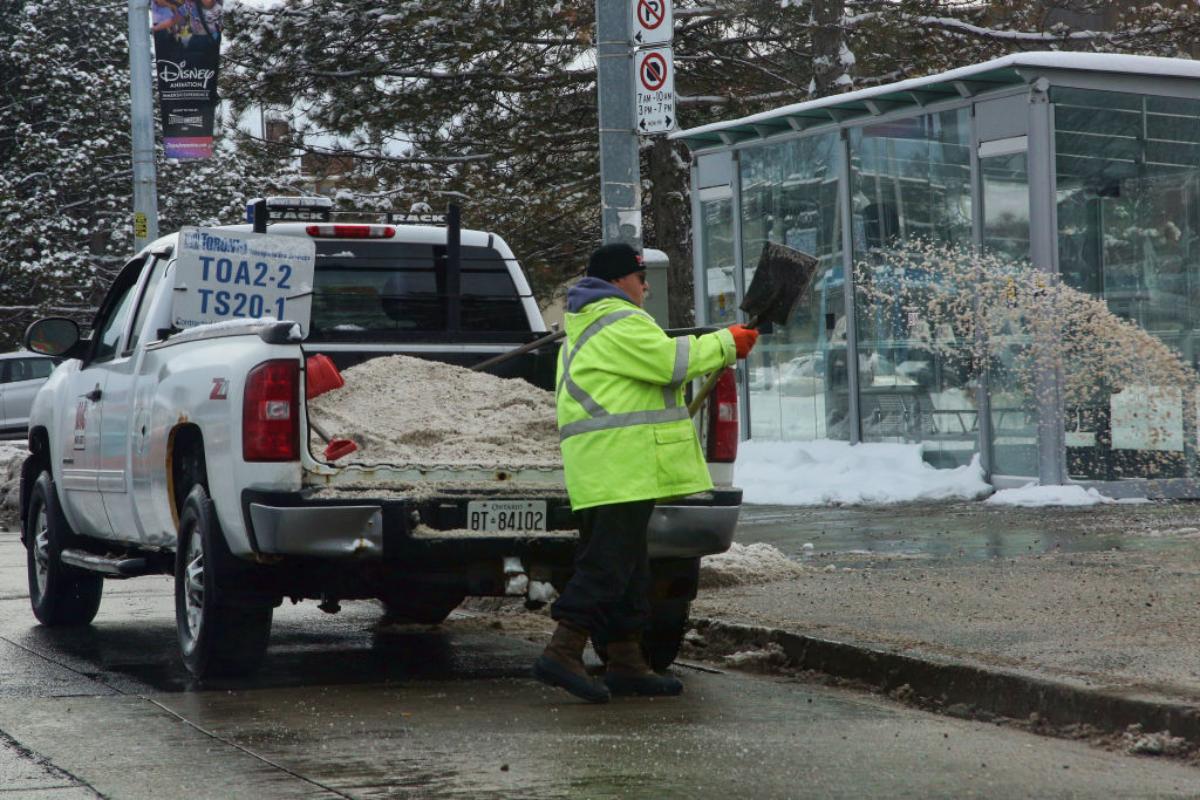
[687,370,723,418]
[471,328,565,371]
[687,316,759,418]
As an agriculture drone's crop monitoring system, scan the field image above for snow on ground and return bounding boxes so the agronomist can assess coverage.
[700,542,809,589]
[734,439,991,506]
[0,442,28,509]
[985,484,1115,508]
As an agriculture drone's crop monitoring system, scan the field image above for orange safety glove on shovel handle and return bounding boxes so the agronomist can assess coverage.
[729,324,760,359]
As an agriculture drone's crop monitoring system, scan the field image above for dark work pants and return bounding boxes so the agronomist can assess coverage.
[551,499,655,641]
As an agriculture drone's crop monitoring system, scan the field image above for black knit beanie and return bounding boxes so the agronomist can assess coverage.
[587,243,642,281]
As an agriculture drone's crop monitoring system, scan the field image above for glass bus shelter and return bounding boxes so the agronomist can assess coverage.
[676,53,1200,496]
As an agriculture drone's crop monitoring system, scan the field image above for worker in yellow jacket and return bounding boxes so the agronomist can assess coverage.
[534,242,759,703]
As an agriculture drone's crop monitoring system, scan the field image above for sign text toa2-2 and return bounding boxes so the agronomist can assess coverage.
[172,227,316,336]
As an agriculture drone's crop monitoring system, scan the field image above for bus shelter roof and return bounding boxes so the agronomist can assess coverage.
[673,52,1200,149]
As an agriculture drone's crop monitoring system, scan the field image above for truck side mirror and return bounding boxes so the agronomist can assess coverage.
[24,317,83,358]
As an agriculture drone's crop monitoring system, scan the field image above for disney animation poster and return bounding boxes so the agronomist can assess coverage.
[151,0,224,159]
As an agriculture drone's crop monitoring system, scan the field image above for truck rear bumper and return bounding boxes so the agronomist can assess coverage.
[248,503,385,558]
[241,488,742,561]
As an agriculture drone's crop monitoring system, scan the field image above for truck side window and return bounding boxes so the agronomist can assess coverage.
[125,255,168,353]
[91,282,139,363]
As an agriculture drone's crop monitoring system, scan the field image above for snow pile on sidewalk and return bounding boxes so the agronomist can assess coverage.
[0,442,27,509]
[985,483,1114,507]
[700,542,808,589]
[734,439,991,506]
[308,354,562,467]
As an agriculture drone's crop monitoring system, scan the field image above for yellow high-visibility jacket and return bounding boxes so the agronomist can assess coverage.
[556,292,735,511]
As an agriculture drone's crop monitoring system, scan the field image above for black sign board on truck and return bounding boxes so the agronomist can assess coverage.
[151,0,223,159]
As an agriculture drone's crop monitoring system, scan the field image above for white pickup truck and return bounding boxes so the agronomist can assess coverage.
[19,199,742,679]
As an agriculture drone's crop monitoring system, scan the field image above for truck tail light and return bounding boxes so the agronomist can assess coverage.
[706,367,738,463]
[243,359,299,462]
[305,224,395,239]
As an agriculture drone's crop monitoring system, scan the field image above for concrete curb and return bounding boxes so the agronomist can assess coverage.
[691,617,1200,746]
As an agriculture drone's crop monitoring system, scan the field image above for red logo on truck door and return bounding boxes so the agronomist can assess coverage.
[210,378,229,400]
[73,400,87,449]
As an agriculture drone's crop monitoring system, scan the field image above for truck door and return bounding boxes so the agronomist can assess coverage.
[58,258,145,539]
[101,253,168,541]
[59,361,110,537]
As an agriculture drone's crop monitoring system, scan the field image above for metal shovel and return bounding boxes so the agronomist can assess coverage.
[687,242,819,417]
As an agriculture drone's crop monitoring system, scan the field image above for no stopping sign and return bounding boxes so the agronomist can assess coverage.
[639,51,668,92]
[633,46,675,134]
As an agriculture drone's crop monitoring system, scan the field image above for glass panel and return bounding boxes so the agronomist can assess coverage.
[982,152,1030,260]
[700,197,737,325]
[1054,87,1200,480]
[310,243,530,337]
[127,255,168,350]
[850,108,977,467]
[981,150,1038,476]
[92,283,139,363]
[25,358,55,380]
[739,132,849,441]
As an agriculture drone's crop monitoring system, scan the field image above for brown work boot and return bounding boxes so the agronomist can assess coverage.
[533,621,610,703]
[604,639,683,696]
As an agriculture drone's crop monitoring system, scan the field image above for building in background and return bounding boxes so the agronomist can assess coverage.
[676,53,1200,496]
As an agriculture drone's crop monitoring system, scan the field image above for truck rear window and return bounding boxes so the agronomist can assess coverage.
[308,242,533,339]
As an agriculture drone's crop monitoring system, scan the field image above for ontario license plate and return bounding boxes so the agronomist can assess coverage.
[466,500,547,533]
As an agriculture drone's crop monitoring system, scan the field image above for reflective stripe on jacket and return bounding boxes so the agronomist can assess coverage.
[556,295,736,511]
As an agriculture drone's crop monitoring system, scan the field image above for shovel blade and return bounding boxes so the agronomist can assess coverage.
[739,242,819,328]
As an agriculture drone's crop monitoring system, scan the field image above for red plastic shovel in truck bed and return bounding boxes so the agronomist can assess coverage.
[306,353,345,399]
[322,437,358,461]
[304,354,358,460]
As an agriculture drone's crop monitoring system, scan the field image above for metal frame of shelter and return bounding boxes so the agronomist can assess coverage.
[673,53,1200,497]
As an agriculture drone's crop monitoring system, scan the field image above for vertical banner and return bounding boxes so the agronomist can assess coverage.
[151,0,224,159]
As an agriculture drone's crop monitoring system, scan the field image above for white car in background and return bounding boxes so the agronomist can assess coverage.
[0,352,57,438]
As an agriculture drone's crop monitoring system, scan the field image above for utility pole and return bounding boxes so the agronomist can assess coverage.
[128,0,159,250]
[595,1,641,249]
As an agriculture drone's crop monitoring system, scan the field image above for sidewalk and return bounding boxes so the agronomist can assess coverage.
[691,501,1200,752]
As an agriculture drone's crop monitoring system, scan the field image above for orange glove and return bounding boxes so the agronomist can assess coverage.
[729,324,759,359]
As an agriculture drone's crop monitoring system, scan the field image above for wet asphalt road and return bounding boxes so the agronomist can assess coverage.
[2,513,1200,798]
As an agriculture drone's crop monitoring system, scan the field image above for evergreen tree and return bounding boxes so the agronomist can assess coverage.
[0,0,293,348]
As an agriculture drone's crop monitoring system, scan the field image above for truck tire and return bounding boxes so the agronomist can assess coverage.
[174,485,273,678]
[25,471,103,626]
[591,598,691,672]
[380,587,466,625]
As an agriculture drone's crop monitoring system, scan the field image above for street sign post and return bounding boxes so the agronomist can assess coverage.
[631,0,672,46]
[634,46,676,134]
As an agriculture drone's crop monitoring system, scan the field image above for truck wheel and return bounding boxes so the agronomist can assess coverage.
[591,598,691,672]
[174,485,272,679]
[25,471,103,626]
[380,587,466,625]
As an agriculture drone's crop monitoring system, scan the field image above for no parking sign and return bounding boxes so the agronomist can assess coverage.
[631,0,672,45]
